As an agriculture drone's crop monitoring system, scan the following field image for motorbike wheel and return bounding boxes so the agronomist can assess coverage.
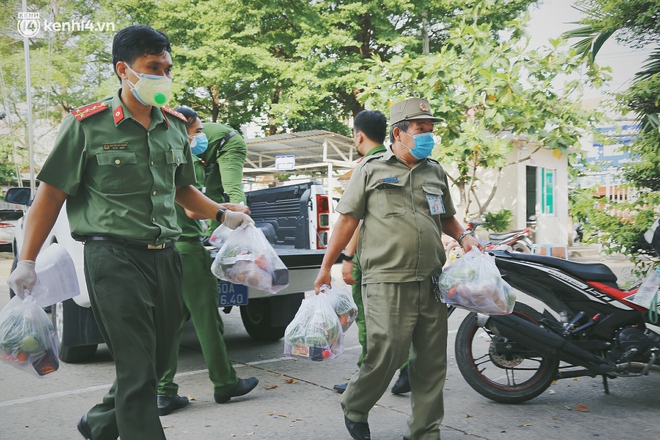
[510,242,530,253]
[455,302,559,403]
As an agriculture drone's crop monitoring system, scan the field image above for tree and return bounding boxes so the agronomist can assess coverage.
[563,0,659,271]
[0,0,117,181]
[360,0,607,222]
[111,0,538,135]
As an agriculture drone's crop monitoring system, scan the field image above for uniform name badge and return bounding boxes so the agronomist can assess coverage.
[426,193,445,215]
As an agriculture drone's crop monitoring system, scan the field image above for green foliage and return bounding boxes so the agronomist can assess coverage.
[3,0,540,161]
[564,0,659,272]
[360,1,607,221]
[482,208,512,233]
[0,140,19,184]
[110,0,537,134]
[0,0,117,176]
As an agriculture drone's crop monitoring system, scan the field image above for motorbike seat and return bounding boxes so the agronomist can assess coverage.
[490,250,618,283]
[489,230,525,241]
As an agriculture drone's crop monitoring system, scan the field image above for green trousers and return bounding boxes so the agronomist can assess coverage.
[158,241,239,396]
[352,259,408,371]
[342,278,448,440]
[83,242,184,440]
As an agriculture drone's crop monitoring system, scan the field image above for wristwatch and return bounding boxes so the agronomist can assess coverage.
[215,206,227,223]
[340,251,354,262]
[457,230,470,245]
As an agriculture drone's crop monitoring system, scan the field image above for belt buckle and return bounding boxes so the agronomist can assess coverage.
[147,243,166,250]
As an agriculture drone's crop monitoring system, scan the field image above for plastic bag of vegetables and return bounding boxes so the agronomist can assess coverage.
[211,223,289,294]
[284,292,344,361]
[0,295,60,377]
[208,224,232,249]
[437,247,515,315]
[323,282,358,332]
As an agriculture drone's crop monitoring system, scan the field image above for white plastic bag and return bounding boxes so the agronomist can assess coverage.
[438,247,515,315]
[0,295,60,377]
[630,268,660,323]
[208,224,232,249]
[323,281,358,332]
[284,293,344,361]
[211,223,289,294]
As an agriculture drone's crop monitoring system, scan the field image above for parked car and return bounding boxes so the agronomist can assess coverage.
[0,209,24,252]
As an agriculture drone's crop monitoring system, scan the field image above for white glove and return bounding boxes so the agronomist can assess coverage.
[222,210,255,230]
[7,260,37,299]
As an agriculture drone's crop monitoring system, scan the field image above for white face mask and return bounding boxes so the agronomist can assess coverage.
[125,64,172,108]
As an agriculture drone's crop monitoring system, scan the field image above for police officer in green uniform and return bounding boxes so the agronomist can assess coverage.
[333,110,410,395]
[156,107,258,416]
[7,26,252,440]
[314,98,482,440]
[198,122,248,230]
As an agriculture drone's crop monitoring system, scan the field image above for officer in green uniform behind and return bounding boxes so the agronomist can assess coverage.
[333,110,410,395]
[314,98,482,440]
[7,25,253,440]
[198,122,248,230]
[156,107,259,416]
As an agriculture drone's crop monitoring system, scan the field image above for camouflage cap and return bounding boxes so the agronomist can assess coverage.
[389,98,442,126]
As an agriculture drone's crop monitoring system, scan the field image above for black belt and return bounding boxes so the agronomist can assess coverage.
[176,236,204,243]
[85,236,174,250]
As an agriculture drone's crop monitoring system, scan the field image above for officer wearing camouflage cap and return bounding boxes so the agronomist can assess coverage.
[314,98,481,440]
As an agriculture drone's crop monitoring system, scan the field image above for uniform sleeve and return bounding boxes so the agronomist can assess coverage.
[440,170,457,219]
[37,114,86,196]
[217,136,247,204]
[193,159,206,192]
[174,127,197,187]
[336,162,368,219]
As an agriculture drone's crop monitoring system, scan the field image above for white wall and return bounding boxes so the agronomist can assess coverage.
[442,144,569,245]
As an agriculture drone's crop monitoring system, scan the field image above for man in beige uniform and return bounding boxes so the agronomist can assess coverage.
[314,98,481,440]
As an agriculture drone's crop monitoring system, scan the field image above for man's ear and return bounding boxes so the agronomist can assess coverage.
[354,131,363,147]
[392,127,401,143]
[115,61,128,81]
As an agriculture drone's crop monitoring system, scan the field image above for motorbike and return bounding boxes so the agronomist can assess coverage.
[453,220,660,403]
[445,220,533,262]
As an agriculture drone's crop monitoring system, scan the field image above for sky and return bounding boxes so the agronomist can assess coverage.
[526,0,651,101]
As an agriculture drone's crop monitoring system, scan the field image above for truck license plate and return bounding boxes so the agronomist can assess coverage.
[217,281,248,306]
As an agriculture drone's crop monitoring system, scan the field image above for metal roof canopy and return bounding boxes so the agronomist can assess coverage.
[244,130,357,174]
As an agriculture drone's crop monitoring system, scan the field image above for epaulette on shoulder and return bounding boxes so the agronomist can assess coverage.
[71,101,109,122]
[161,106,188,122]
[427,157,440,164]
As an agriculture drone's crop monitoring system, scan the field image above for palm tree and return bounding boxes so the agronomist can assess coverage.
[562,1,660,128]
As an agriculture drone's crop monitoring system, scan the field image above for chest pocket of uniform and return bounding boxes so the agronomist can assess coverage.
[375,182,406,218]
[422,184,446,215]
[94,152,138,194]
[165,149,187,166]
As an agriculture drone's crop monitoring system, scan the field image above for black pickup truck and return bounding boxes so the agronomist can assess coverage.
[7,180,332,362]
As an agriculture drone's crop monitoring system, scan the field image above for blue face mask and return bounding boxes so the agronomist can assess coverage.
[190,133,208,156]
[402,131,435,159]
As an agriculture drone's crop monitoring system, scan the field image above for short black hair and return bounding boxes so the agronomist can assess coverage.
[174,106,199,128]
[112,25,171,81]
[354,110,387,144]
[389,120,411,144]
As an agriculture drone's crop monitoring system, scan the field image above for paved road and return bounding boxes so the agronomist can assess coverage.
[0,253,659,439]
